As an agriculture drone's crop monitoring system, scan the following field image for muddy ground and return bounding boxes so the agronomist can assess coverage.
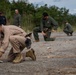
[0,32,76,75]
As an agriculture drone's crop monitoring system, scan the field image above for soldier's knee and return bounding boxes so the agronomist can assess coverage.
[33,27,40,32]
[33,28,37,32]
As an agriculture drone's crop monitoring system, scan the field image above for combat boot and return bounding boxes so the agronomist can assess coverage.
[48,38,55,41]
[70,32,73,36]
[35,40,39,42]
[13,53,23,63]
[45,37,55,41]
[26,49,36,61]
[8,48,16,62]
[66,33,69,36]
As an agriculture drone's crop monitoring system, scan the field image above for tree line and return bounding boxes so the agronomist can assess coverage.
[0,0,76,31]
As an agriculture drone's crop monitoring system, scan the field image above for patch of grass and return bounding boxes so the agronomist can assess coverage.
[57,27,63,32]
[73,26,76,32]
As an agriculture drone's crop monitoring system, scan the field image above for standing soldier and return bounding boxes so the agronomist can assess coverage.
[0,12,3,25]
[0,12,6,25]
[13,9,21,27]
[0,25,36,63]
[33,12,58,42]
[63,21,73,36]
[0,12,6,41]
[0,12,6,46]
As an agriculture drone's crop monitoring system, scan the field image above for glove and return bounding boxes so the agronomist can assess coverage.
[42,31,46,36]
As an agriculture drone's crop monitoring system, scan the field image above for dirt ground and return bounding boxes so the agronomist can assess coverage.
[0,32,76,75]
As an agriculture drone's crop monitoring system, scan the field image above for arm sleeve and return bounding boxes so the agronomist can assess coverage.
[18,15,21,26]
[50,17,58,30]
[64,24,68,29]
[40,19,44,31]
[0,28,10,52]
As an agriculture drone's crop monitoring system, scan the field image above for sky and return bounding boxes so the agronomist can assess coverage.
[28,0,76,14]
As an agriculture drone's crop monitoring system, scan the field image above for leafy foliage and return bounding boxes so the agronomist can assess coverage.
[0,0,76,31]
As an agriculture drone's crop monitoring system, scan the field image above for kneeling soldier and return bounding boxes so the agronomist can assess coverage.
[0,25,36,63]
[33,12,58,42]
[63,21,73,36]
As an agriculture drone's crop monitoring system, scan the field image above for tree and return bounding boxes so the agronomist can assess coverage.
[0,0,76,31]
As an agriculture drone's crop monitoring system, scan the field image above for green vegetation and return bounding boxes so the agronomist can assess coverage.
[0,0,76,31]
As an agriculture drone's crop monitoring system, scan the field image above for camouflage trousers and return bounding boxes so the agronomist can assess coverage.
[33,27,55,41]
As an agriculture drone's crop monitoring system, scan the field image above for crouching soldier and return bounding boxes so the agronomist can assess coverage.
[0,25,36,63]
[33,12,58,42]
[63,21,73,36]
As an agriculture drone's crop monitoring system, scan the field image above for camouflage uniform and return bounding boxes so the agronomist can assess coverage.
[13,13,21,26]
[0,25,36,63]
[33,16,58,41]
[63,23,73,36]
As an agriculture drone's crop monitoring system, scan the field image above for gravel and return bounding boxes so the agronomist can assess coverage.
[0,32,76,75]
